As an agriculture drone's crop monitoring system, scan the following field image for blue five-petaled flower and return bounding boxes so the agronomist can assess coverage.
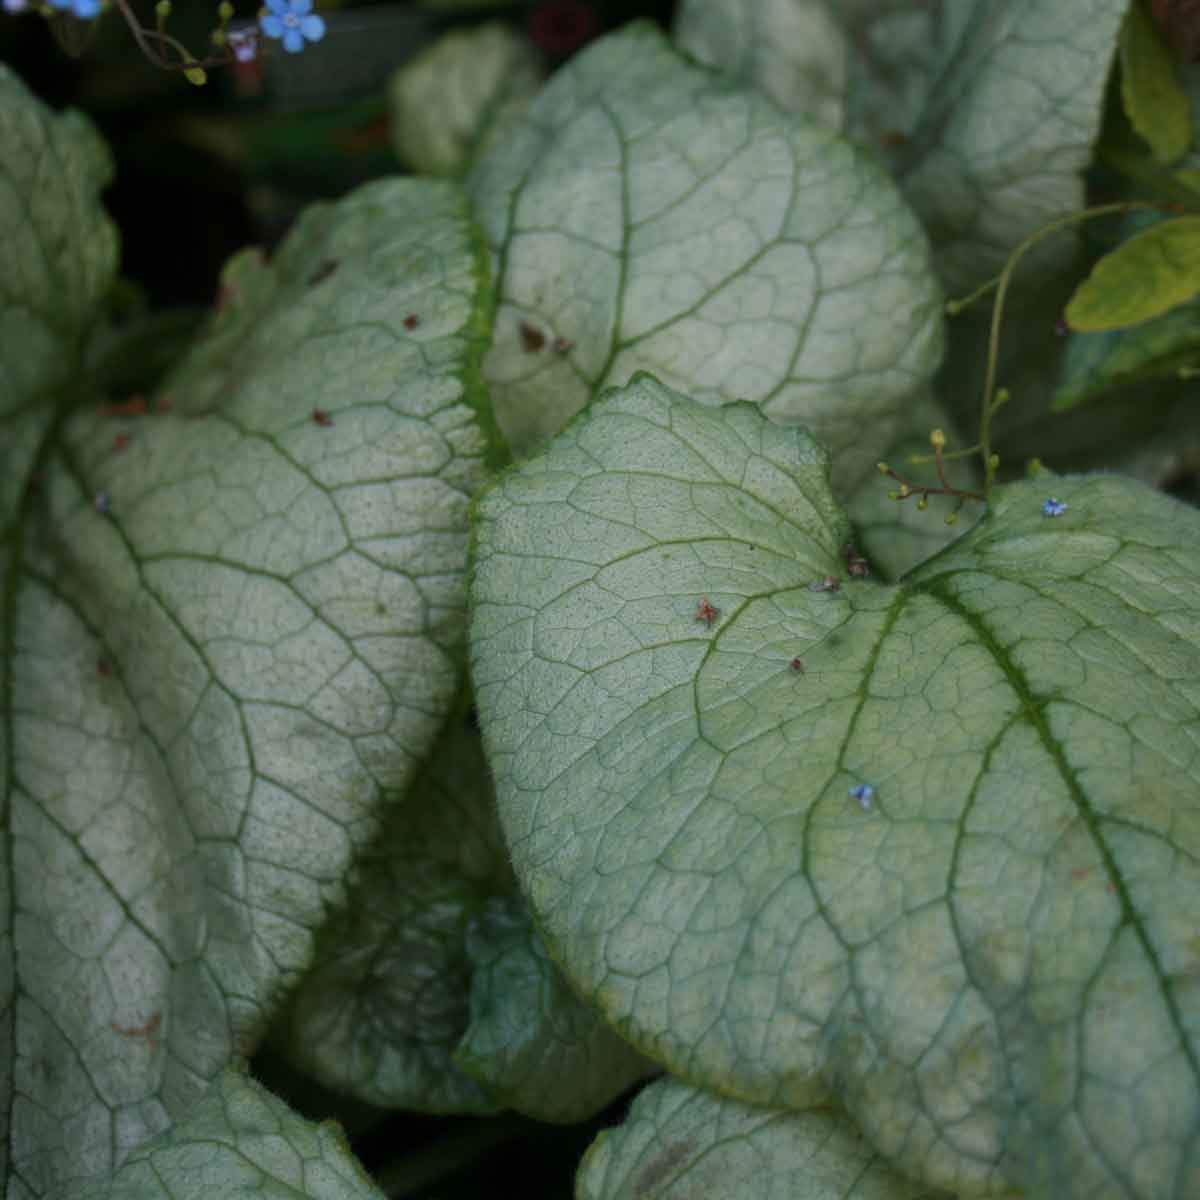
[46,0,101,17]
[260,0,325,53]
[1042,497,1068,518]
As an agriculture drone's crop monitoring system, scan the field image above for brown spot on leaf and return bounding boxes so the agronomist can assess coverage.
[520,321,546,352]
[1071,867,1092,882]
[112,434,131,453]
[635,1141,694,1196]
[552,335,574,354]
[403,313,420,330]
[111,1011,161,1053]
[312,408,334,427]
[99,394,147,419]
[694,597,719,628]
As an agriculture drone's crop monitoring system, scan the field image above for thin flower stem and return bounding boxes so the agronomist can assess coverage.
[947,200,1161,496]
[109,0,234,70]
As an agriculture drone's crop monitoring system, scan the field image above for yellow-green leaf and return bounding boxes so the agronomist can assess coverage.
[1065,215,1200,331]
[1120,1,1192,163]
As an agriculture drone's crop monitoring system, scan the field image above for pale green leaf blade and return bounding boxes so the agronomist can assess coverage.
[673,0,847,130]
[900,0,1127,293]
[1054,297,1200,408]
[576,1076,952,1200]
[1065,216,1200,332]
[465,22,943,490]
[470,373,1200,1198]
[274,720,511,1114]
[1121,0,1192,164]
[8,177,491,1195]
[0,65,118,523]
[62,1068,383,1200]
[389,23,545,178]
[455,896,657,1123]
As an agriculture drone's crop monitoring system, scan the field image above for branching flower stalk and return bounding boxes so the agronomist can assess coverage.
[882,200,1172,520]
[946,199,1165,494]
[18,0,328,82]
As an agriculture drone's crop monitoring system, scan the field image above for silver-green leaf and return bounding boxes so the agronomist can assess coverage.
[470,373,1200,1198]
[273,720,512,1114]
[455,895,657,1122]
[0,65,118,524]
[4,164,492,1192]
[62,1068,383,1200]
[465,22,943,489]
[577,1076,953,1200]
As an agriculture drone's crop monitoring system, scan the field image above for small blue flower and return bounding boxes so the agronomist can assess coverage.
[1042,497,1068,518]
[260,0,325,54]
[849,783,874,810]
[47,0,100,15]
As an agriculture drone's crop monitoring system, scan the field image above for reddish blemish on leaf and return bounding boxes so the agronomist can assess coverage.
[312,408,334,427]
[843,544,869,578]
[552,335,574,354]
[97,658,113,677]
[403,314,420,330]
[111,1012,162,1053]
[307,259,338,286]
[154,394,174,414]
[520,321,546,352]
[880,130,910,147]
[112,433,131,452]
[790,657,805,673]
[694,597,719,627]
[99,394,147,418]
[1071,867,1093,881]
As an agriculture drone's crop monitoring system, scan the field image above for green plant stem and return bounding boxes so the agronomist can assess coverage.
[948,200,1161,495]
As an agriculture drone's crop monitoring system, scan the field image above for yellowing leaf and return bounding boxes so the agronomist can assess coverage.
[1066,215,1200,331]
[1120,0,1192,163]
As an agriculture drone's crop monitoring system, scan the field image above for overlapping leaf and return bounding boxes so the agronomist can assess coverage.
[577,1076,952,1200]
[389,22,544,178]
[672,2,1126,293]
[465,22,943,489]
[65,1068,384,1200]
[470,373,1200,1198]
[456,895,656,1122]
[673,0,847,130]
[2,68,494,1190]
[0,65,118,525]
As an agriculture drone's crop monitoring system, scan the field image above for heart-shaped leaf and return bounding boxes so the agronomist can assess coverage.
[465,22,943,489]
[470,372,1200,1198]
[3,64,494,1192]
